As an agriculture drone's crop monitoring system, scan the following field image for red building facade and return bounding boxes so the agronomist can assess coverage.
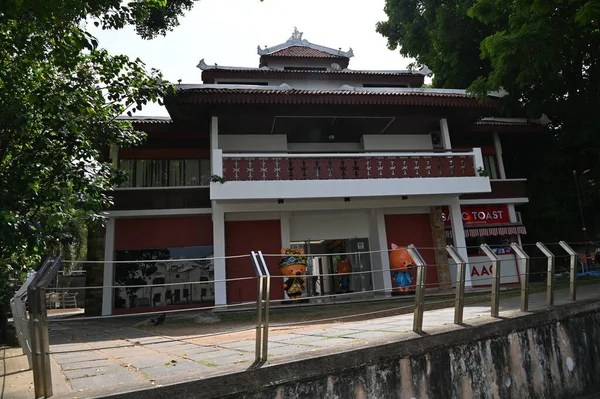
[99,29,546,314]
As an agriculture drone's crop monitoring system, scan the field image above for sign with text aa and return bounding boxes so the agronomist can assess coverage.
[441,205,510,226]
[447,253,521,287]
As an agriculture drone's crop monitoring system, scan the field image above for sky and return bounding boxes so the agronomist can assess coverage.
[89,0,414,116]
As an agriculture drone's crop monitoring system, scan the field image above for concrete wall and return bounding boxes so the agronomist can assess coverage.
[218,134,434,152]
[219,135,287,152]
[109,300,600,399]
[218,300,600,399]
[362,134,433,151]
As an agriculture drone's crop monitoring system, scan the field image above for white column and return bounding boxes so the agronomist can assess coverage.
[449,197,472,289]
[210,116,219,150]
[212,203,227,306]
[280,212,291,248]
[440,118,452,150]
[507,204,518,223]
[101,218,115,316]
[493,131,507,179]
[369,209,392,294]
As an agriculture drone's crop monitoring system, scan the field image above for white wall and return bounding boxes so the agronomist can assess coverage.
[287,143,362,152]
[219,134,287,152]
[362,134,433,151]
[289,210,370,241]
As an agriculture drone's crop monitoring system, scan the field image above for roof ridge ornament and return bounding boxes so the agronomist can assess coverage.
[257,29,354,58]
[291,27,303,41]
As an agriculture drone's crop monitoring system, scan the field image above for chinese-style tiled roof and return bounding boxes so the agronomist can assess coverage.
[474,120,534,127]
[267,46,344,58]
[471,117,548,132]
[169,85,501,108]
[117,116,172,124]
[257,28,354,59]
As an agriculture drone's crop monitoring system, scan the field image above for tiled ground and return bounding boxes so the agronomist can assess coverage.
[5,283,600,399]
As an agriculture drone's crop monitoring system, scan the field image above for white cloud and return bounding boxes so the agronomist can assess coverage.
[90,0,413,116]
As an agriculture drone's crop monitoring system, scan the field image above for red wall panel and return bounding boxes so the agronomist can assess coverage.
[115,215,213,250]
[384,213,439,288]
[225,220,283,303]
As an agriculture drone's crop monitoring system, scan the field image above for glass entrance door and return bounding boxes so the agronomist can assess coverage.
[290,238,374,298]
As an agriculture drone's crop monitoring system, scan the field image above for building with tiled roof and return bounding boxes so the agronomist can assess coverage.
[94,29,547,316]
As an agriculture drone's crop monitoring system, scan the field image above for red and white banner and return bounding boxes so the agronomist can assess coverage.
[442,205,511,226]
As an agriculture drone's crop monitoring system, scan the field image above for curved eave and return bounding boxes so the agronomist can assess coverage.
[201,69,425,86]
[166,89,500,108]
[471,122,545,133]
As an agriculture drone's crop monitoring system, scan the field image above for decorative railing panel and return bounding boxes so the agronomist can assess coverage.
[222,154,477,182]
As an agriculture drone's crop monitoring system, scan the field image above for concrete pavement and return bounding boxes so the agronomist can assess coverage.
[3,283,600,399]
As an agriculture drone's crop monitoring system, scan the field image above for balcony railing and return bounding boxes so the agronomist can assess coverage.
[220,150,482,182]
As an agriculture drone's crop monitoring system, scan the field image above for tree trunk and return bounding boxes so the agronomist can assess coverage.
[430,206,452,289]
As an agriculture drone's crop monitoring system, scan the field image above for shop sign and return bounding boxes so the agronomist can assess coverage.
[448,253,520,287]
[441,205,510,226]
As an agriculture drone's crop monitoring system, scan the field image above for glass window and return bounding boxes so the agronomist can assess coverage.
[483,155,499,179]
[119,158,210,188]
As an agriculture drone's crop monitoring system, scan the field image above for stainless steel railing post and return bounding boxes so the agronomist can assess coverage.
[510,243,531,312]
[258,251,270,361]
[251,251,265,362]
[559,241,578,301]
[536,242,555,307]
[446,245,467,324]
[480,244,501,317]
[407,245,427,333]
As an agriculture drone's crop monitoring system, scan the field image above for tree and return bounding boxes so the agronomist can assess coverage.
[0,0,195,315]
[376,0,496,88]
[378,0,600,243]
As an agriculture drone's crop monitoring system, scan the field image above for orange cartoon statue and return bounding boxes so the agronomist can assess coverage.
[336,258,352,293]
[279,248,308,300]
[389,243,414,296]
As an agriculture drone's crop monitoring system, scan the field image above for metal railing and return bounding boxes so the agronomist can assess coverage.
[10,240,591,398]
[251,251,270,362]
[10,271,37,367]
[19,256,62,399]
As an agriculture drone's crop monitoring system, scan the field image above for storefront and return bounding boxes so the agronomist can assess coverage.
[443,205,527,288]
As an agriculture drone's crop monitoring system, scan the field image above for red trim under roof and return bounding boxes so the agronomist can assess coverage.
[471,120,544,133]
[169,87,500,108]
[202,69,425,86]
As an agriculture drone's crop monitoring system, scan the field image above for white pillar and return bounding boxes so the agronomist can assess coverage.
[440,118,452,150]
[101,218,115,316]
[493,131,507,179]
[280,212,291,248]
[449,197,472,288]
[369,209,392,294]
[507,204,518,223]
[210,116,219,150]
[212,203,227,306]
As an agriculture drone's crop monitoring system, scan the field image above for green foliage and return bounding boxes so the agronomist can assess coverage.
[378,0,600,242]
[0,0,195,312]
[376,0,496,88]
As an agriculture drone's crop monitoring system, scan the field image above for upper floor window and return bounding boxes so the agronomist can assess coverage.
[119,159,210,188]
[483,155,499,179]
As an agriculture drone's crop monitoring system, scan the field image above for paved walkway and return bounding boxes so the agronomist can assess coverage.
[4,284,600,399]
